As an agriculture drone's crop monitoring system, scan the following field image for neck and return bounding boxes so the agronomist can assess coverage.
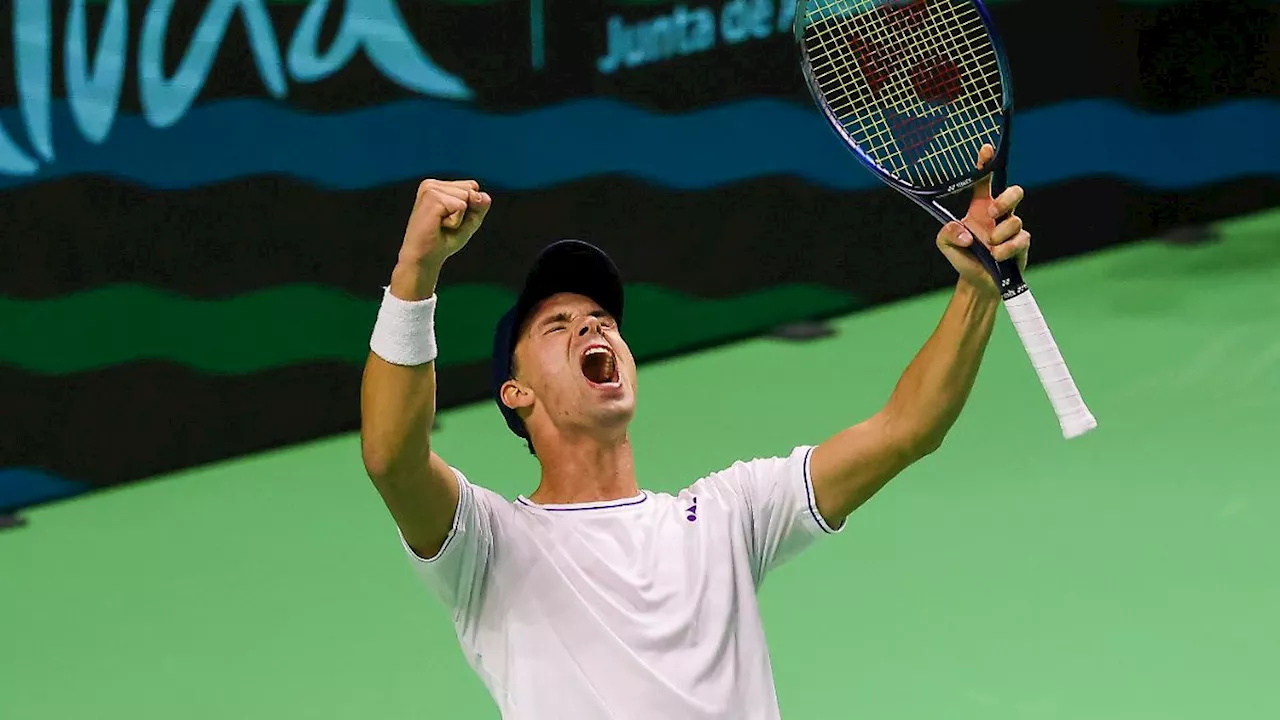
[528,432,640,505]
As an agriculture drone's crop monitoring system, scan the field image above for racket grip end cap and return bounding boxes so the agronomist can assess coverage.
[1061,412,1097,440]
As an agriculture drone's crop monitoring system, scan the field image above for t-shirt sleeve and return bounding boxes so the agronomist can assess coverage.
[397,467,505,623]
[696,445,844,583]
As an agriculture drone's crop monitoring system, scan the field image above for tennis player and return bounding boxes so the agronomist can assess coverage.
[361,145,1030,719]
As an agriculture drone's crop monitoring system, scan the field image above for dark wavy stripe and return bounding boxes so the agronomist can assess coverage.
[0,278,836,483]
[6,189,1278,497]
[1,98,1276,189]
[0,282,854,375]
[0,362,368,488]
[7,179,1279,488]
[6,0,1277,115]
[5,171,1279,302]
[2,281,859,481]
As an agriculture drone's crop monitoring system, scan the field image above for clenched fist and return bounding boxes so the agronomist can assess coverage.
[401,179,492,265]
[391,179,492,300]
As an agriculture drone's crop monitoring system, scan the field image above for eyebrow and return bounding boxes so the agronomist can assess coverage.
[535,308,613,331]
[538,311,574,328]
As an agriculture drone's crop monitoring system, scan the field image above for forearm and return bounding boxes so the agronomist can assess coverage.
[360,260,442,479]
[882,279,999,453]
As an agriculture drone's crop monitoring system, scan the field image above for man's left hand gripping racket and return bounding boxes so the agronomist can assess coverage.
[794,0,1097,439]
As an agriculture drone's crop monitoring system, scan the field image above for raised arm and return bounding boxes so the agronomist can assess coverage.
[809,145,1031,528]
[361,179,491,559]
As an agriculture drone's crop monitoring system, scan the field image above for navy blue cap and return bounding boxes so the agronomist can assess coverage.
[491,240,625,449]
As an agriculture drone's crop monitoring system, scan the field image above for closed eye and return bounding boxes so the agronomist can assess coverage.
[539,311,574,335]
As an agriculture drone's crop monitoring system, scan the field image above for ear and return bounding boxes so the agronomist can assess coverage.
[500,378,534,411]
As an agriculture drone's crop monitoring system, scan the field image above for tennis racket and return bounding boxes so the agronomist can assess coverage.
[794,0,1096,439]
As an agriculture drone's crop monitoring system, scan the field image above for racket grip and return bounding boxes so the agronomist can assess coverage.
[1002,290,1097,439]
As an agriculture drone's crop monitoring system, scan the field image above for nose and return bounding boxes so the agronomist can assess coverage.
[578,316,602,337]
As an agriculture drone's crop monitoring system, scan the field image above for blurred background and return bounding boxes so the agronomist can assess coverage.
[1,0,1277,718]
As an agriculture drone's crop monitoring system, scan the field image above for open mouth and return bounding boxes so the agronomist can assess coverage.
[580,345,620,386]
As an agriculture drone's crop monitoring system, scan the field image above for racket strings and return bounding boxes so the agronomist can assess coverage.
[806,5,944,176]
[852,4,998,183]
[806,3,930,166]
[908,2,1004,169]
[807,2,972,121]
[801,0,1005,188]
[815,0,996,182]
[807,0,996,173]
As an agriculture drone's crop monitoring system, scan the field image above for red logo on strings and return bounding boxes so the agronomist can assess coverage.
[883,0,930,33]
[845,0,967,163]
[911,55,964,104]
[847,0,965,106]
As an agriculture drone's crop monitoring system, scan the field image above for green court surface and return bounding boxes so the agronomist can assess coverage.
[3,208,1278,719]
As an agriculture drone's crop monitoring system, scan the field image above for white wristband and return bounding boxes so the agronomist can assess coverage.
[370,286,438,366]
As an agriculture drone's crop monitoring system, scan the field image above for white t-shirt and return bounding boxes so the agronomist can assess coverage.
[399,445,842,719]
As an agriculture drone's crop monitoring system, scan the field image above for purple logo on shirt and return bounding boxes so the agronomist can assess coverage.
[686,497,697,522]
